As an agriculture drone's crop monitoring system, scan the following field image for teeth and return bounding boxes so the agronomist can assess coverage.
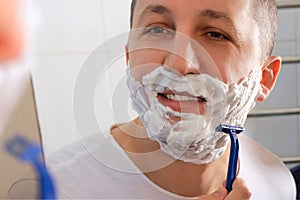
[165,94,199,101]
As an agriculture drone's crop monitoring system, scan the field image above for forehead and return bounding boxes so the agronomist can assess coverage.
[132,0,252,26]
[131,0,260,55]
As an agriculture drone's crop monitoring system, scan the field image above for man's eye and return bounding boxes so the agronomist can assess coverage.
[206,32,229,40]
[144,26,173,35]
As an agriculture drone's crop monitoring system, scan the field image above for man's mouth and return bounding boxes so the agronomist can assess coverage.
[156,91,207,114]
[159,93,207,102]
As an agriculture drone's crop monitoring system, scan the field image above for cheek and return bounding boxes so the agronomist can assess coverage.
[207,47,254,84]
[204,49,234,84]
[128,49,166,82]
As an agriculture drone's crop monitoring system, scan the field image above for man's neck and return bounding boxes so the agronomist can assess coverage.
[111,119,230,197]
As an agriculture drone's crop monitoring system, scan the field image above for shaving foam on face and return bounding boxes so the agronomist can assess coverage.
[127,66,261,164]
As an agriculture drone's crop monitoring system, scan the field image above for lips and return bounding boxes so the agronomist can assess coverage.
[156,90,207,114]
[159,93,207,102]
[158,88,207,102]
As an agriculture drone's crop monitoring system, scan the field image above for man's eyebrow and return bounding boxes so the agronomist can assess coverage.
[146,5,171,15]
[198,9,233,24]
[137,5,172,25]
[199,9,240,34]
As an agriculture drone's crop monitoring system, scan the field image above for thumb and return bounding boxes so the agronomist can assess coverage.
[198,187,228,200]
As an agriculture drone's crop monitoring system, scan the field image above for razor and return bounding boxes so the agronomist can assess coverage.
[216,124,245,192]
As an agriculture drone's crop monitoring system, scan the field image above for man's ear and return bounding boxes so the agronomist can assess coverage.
[125,44,129,65]
[257,56,282,102]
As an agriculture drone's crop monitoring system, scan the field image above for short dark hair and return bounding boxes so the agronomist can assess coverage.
[250,0,278,58]
[130,0,137,28]
[130,0,277,58]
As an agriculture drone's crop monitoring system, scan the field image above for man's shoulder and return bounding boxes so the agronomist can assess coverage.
[239,134,290,175]
[239,134,281,161]
[239,135,296,199]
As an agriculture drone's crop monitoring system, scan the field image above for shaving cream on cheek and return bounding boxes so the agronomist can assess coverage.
[127,66,261,165]
[225,69,262,126]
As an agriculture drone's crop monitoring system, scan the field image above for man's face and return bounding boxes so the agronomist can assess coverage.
[127,0,263,114]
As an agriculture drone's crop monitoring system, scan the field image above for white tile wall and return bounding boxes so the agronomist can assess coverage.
[255,64,298,110]
[297,10,300,40]
[298,64,300,107]
[298,40,300,58]
[273,41,297,56]
[37,0,103,54]
[101,0,131,38]
[245,116,299,157]
[33,0,132,154]
[297,7,300,159]
[32,54,88,154]
[277,9,297,41]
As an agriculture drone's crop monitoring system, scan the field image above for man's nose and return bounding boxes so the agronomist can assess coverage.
[164,34,200,75]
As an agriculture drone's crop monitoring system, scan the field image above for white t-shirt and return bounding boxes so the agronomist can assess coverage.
[47,132,296,199]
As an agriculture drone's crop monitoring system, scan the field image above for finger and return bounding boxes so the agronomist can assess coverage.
[232,177,247,188]
[198,187,228,200]
[225,178,252,200]
[222,180,226,187]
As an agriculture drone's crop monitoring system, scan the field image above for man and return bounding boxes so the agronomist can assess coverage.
[49,0,296,199]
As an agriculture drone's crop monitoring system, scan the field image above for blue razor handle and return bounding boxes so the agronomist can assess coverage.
[5,135,56,199]
[216,124,245,192]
